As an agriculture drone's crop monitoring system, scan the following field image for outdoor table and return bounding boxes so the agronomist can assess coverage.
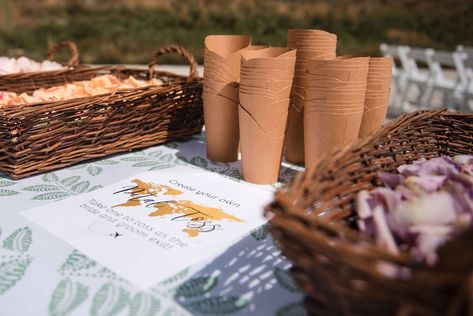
[0,131,305,316]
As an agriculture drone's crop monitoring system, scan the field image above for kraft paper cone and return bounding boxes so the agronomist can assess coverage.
[299,52,336,60]
[287,29,337,42]
[358,57,393,138]
[305,81,368,90]
[203,35,254,162]
[240,68,294,78]
[308,70,369,83]
[239,47,296,184]
[239,82,293,97]
[285,29,337,165]
[306,108,364,114]
[203,44,266,82]
[303,56,369,168]
[309,57,369,69]
[363,96,391,109]
[239,90,285,103]
[358,107,388,137]
[203,77,238,96]
[305,90,367,102]
[239,93,290,125]
[241,50,296,71]
[205,35,251,57]
[304,111,363,170]
[239,107,286,184]
[203,91,240,162]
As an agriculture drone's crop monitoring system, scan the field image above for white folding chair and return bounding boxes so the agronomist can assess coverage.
[457,46,473,111]
[397,47,431,112]
[424,50,467,110]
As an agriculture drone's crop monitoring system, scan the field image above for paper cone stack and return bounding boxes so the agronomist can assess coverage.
[204,35,266,162]
[284,29,337,165]
[239,48,296,184]
[358,57,393,138]
[304,56,369,170]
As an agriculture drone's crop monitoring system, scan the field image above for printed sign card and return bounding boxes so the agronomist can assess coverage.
[22,166,273,289]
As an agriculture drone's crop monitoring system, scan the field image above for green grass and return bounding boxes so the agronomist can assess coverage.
[0,0,472,64]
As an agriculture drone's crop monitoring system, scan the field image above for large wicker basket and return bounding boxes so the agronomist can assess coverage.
[0,41,88,91]
[0,45,203,179]
[266,110,473,316]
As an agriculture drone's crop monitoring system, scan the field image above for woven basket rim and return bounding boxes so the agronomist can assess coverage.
[0,67,200,112]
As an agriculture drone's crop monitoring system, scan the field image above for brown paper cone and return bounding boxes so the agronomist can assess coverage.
[304,111,363,170]
[358,106,388,137]
[239,82,293,97]
[241,53,296,71]
[203,91,240,162]
[358,56,393,138]
[203,76,238,96]
[241,66,294,77]
[203,35,255,162]
[239,106,286,184]
[239,94,290,131]
[284,106,305,164]
[305,90,367,102]
[285,30,337,165]
[238,47,296,183]
[205,35,251,58]
[305,104,365,113]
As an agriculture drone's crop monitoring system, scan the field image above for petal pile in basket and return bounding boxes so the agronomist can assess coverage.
[0,56,65,74]
[357,155,473,266]
[0,74,163,106]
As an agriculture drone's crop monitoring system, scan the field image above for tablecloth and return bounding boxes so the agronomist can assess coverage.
[0,132,306,316]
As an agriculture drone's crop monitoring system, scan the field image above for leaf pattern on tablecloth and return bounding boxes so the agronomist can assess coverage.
[129,292,161,316]
[0,178,19,196]
[120,150,176,171]
[159,268,189,287]
[87,165,103,176]
[59,251,97,275]
[23,173,100,200]
[0,189,19,196]
[0,255,32,295]
[274,267,300,293]
[93,159,120,166]
[250,224,268,241]
[178,156,242,182]
[67,159,118,176]
[0,178,15,187]
[90,282,130,316]
[175,276,218,299]
[164,142,178,149]
[58,251,123,282]
[184,295,250,315]
[48,278,88,316]
[276,302,307,316]
[2,227,32,253]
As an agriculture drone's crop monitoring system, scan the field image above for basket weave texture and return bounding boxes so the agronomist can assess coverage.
[0,45,203,179]
[266,110,473,316]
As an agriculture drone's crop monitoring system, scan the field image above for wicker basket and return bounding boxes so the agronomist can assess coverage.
[0,45,203,179]
[266,110,473,316]
[0,41,89,92]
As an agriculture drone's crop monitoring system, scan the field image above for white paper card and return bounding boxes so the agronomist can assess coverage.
[22,166,272,290]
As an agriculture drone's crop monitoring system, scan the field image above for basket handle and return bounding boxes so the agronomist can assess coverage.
[47,41,79,67]
[148,45,199,81]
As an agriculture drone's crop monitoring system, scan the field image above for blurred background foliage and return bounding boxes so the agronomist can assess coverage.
[0,0,472,65]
